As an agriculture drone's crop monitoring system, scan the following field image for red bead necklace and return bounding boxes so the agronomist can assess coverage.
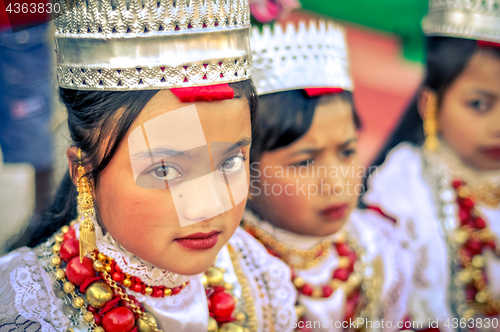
[95,251,188,298]
[292,241,363,331]
[58,227,189,298]
[290,241,359,298]
[451,180,500,318]
[51,224,251,332]
[52,225,158,332]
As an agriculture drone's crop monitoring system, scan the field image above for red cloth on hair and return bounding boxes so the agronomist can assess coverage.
[0,0,11,30]
[171,83,234,102]
[477,40,500,49]
[303,87,343,97]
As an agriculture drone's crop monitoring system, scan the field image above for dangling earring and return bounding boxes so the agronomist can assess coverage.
[77,148,96,262]
[423,92,439,152]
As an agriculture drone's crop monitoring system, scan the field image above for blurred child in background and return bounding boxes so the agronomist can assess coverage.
[244,20,411,332]
[364,1,500,330]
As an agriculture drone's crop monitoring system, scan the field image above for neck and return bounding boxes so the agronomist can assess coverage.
[90,216,191,288]
[243,209,341,250]
[433,139,500,189]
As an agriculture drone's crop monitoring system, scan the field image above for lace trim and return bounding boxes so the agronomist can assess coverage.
[10,265,68,332]
[90,215,191,287]
[126,276,199,306]
[230,228,297,332]
[0,315,43,332]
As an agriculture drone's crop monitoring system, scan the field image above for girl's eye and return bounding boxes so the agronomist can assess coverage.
[468,99,491,113]
[293,158,314,167]
[340,148,356,158]
[150,164,181,181]
[220,155,245,173]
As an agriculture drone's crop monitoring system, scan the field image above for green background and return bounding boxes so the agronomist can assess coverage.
[299,0,428,62]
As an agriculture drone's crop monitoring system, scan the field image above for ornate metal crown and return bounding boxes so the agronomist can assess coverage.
[250,20,353,95]
[55,0,252,91]
[423,0,500,42]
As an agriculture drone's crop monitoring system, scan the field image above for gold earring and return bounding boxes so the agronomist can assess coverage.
[423,92,439,152]
[77,149,96,262]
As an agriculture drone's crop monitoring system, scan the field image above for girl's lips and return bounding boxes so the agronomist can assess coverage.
[480,147,500,160]
[175,231,221,250]
[320,203,349,221]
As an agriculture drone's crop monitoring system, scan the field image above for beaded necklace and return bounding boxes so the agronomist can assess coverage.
[447,180,500,319]
[241,221,331,270]
[424,149,500,323]
[46,223,255,332]
[242,220,375,331]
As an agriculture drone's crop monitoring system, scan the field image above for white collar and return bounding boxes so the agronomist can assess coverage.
[431,139,500,188]
[81,216,192,288]
[242,209,343,251]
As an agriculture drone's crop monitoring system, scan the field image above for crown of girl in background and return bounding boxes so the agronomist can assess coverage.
[423,0,500,42]
[55,0,252,91]
[250,20,353,95]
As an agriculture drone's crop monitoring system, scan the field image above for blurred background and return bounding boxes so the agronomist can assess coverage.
[0,0,427,254]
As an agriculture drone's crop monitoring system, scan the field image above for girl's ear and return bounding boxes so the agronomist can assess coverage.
[418,88,430,120]
[66,146,80,187]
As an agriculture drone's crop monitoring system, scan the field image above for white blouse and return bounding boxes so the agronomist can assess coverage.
[0,223,296,332]
[243,208,411,332]
[363,142,500,332]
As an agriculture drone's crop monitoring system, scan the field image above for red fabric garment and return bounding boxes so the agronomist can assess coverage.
[0,0,11,31]
[2,0,50,32]
[80,276,102,293]
[171,83,234,102]
[303,87,343,97]
[365,205,397,224]
[477,40,500,49]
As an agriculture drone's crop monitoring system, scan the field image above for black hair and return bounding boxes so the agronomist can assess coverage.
[370,36,500,169]
[10,80,258,249]
[250,89,360,164]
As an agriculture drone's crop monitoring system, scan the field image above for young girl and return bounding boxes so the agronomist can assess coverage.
[364,1,500,330]
[0,1,296,331]
[245,21,411,331]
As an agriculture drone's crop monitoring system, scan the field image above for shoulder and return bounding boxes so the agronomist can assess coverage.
[348,209,406,256]
[230,227,297,332]
[365,143,424,204]
[363,143,434,225]
[230,227,295,297]
[0,246,70,331]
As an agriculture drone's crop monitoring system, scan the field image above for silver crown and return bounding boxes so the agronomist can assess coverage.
[423,0,500,42]
[55,0,252,90]
[250,20,353,96]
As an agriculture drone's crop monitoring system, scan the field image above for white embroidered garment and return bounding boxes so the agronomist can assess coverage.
[363,142,500,332]
[244,209,411,332]
[0,247,70,332]
[0,226,296,332]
